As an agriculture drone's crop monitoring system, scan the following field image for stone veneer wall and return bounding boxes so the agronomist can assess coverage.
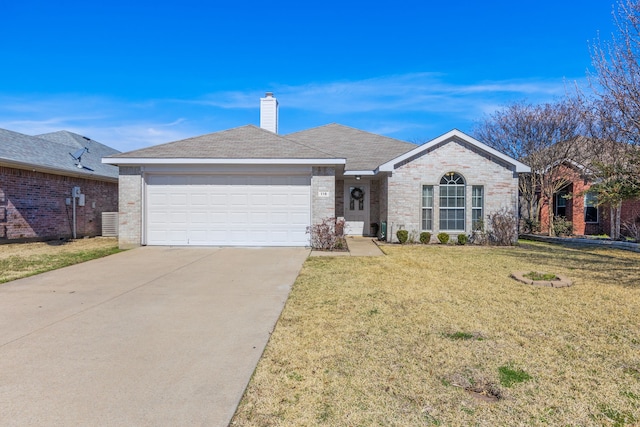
[118,167,142,248]
[311,167,336,226]
[386,139,518,242]
[0,166,118,241]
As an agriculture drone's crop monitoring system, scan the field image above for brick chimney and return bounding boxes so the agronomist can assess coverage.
[260,92,278,134]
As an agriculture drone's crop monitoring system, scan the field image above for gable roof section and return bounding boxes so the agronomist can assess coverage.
[378,129,531,173]
[286,123,416,172]
[104,125,345,165]
[0,128,119,181]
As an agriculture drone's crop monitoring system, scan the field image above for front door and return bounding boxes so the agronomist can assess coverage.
[343,181,370,235]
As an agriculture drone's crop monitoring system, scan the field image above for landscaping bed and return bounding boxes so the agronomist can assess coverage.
[232,241,640,426]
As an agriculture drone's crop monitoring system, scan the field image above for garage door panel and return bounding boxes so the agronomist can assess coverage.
[250,212,269,225]
[210,212,227,224]
[291,193,310,206]
[271,194,288,207]
[291,212,310,225]
[146,173,311,246]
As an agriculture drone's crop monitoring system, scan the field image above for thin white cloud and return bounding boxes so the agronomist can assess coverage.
[0,73,588,151]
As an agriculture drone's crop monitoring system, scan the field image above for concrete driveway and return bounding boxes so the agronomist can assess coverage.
[0,246,309,426]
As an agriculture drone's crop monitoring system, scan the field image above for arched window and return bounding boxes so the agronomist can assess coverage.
[439,172,465,231]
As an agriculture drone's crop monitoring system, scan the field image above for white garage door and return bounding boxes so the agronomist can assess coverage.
[146,174,311,246]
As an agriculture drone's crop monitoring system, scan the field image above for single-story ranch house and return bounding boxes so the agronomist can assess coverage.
[0,129,119,241]
[104,93,530,248]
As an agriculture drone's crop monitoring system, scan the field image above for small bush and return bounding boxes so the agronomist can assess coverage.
[487,208,518,246]
[396,229,409,244]
[553,216,573,236]
[437,232,450,244]
[457,234,468,245]
[522,218,540,234]
[306,217,346,251]
[419,232,432,244]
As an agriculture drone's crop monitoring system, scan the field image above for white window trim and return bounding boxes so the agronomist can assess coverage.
[439,173,466,232]
[421,185,434,231]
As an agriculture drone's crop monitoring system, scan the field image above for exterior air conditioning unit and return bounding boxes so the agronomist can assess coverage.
[101,212,119,237]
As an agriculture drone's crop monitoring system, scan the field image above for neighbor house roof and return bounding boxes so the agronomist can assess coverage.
[0,128,120,181]
[103,125,345,165]
[286,123,416,173]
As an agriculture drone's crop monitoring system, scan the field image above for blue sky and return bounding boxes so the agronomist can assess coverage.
[0,0,617,152]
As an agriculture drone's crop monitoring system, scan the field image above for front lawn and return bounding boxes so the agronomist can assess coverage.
[232,241,640,426]
[0,237,121,284]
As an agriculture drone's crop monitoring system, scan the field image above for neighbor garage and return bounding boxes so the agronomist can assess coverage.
[145,173,311,246]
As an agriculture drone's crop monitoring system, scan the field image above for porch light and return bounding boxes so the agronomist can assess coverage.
[355,175,361,180]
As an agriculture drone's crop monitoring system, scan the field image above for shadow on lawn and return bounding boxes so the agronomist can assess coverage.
[505,242,640,288]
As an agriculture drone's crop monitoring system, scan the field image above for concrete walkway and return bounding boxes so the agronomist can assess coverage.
[310,236,385,257]
[0,246,309,427]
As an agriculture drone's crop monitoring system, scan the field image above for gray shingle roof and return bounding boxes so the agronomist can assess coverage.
[107,125,337,159]
[286,124,416,171]
[0,129,119,180]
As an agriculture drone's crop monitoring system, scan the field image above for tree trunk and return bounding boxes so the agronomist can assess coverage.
[609,203,623,240]
[548,201,555,236]
[614,202,622,239]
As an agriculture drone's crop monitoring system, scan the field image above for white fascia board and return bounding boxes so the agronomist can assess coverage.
[378,129,531,173]
[102,157,346,166]
[343,170,376,176]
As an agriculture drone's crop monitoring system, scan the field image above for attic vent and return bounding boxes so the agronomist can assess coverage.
[101,212,118,237]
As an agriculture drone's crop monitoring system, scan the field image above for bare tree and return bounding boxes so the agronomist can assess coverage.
[590,0,640,145]
[473,97,584,235]
[586,0,640,237]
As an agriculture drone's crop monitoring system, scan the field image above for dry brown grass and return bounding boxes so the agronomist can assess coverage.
[232,241,640,426]
[0,237,120,283]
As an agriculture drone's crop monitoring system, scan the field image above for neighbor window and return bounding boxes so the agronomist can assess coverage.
[555,191,568,217]
[439,172,465,231]
[585,192,598,223]
[421,185,433,230]
[472,185,484,230]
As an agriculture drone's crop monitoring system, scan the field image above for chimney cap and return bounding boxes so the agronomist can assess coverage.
[265,92,274,97]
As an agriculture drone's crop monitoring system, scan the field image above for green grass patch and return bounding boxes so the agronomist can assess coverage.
[523,271,557,281]
[442,331,482,341]
[498,364,532,387]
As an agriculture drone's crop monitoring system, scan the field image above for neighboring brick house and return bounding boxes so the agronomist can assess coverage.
[538,161,640,236]
[0,129,120,241]
[104,94,530,248]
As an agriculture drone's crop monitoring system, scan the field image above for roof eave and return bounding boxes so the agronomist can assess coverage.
[0,158,119,182]
[102,157,346,166]
[343,170,376,176]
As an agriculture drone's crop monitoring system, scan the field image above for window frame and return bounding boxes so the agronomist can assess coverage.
[472,185,484,230]
[421,185,434,231]
[584,191,598,223]
[439,172,466,232]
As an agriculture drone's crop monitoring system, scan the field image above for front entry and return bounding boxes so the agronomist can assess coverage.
[343,181,370,235]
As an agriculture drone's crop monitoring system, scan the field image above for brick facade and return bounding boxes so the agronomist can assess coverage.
[0,166,118,241]
[385,139,519,242]
[311,167,336,225]
[117,167,143,249]
[538,163,640,237]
